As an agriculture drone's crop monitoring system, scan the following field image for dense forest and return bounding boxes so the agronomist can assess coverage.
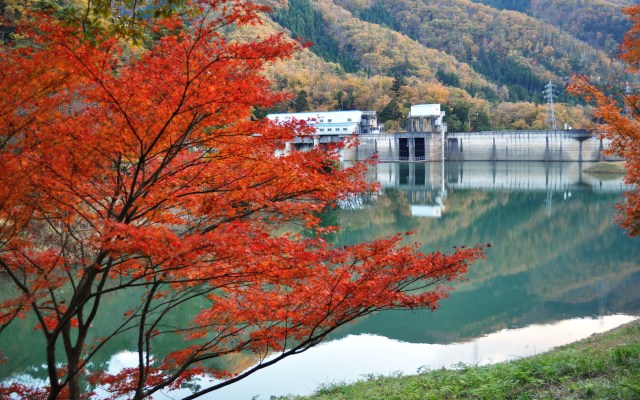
[0,0,632,131]
[253,0,630,131]
[472,0,636,53]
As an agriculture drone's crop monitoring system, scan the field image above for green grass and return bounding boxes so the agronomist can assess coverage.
[277,320,640,400]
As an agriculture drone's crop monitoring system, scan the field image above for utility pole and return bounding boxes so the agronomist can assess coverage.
[625,82,632,115]
[440,121,446,198]
[544,81,557,130]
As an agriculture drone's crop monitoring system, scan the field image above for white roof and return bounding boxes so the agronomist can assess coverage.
[267,110,363,124]
[410,104,441,117]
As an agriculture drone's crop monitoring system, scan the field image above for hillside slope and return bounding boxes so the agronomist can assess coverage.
[328,0,613,101]
[259,0,619,130]
[0,0,625,131]
[472,0,635,53]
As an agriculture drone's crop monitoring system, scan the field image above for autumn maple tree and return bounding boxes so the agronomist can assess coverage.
[0,1,483,399]
[570,5,640,236]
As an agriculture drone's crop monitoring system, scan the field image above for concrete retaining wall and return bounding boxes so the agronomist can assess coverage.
[350,131,621,162]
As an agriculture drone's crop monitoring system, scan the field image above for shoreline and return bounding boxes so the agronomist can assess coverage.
[282,317,640,399]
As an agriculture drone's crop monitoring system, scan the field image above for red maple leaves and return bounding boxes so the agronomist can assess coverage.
[0,1,484,399]
[569,5,640,236]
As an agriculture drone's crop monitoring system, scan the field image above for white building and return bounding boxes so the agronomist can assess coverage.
[267,110,378,136]
[408,104,446,133]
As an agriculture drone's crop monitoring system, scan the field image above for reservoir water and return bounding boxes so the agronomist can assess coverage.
[2,161,639,399]
[206,161,640,399]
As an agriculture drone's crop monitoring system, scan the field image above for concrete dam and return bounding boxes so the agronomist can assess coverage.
[349,130,619,162]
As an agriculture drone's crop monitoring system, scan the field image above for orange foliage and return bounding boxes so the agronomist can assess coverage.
[0,2,484,399]
[569,5,640,236]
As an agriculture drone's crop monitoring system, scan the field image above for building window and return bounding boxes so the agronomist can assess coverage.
[347,118,352,122]
[328,119,332,122]
[319,128,324,132]
[319,119,324,123]
[343,128,348,131]
[327,128,332,132]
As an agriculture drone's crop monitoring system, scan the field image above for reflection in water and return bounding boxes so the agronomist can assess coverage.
[201,315,637,400]
[1,162,639,399]
[334,162,638,345]
[83,315,637,400]
[374,161,627,218]
[206,161,639,399]
[376,162,627,193]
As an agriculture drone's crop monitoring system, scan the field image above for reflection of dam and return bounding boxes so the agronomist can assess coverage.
[375,162,628,193]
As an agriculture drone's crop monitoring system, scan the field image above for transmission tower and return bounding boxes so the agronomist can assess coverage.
[544,80,557,130]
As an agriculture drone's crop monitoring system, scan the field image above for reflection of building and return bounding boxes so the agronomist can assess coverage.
[375,162,628,193]
[376,163,447,218]
[372,160,630,217]
[267,110,379,136]
[410,199,445,218]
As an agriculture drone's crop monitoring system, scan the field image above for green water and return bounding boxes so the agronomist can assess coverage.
[332,162,640,343]
[1,162,639,398]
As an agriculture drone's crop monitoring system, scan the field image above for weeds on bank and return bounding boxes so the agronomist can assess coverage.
[277,321,640,400]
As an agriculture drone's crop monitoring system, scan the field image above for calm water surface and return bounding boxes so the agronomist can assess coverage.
[2,162,639,399]
[204,161,640,399]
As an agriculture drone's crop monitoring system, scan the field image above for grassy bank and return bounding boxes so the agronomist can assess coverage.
[281,320,640,400]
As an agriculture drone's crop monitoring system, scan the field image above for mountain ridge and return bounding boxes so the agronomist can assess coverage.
[258,0,629,130]
[0,0,629,131]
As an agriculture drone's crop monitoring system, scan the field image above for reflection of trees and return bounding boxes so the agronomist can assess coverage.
[331,187,640,343]
[0,284,258,381]
[337,191,379,210]
[331,188,419,246]
[3,187,638,376]
[377,189,414,225]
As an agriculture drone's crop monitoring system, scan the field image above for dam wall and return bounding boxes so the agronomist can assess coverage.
[350,130,621,162]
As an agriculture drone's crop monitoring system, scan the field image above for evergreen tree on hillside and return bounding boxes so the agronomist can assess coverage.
[471,0,531,13]
[473,47,547,101]
[359,2,401,30]
[436,70,461,87]
[391,75,407,95]
[379,98,403,122]
[293,90,309,112]
[473,110,491,131]
[273,0,359,72]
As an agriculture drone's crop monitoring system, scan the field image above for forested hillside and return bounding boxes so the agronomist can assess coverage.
[341,0,610,101]
[257,0,627,130]
[0,0,630,131]
[472,0,636,53]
